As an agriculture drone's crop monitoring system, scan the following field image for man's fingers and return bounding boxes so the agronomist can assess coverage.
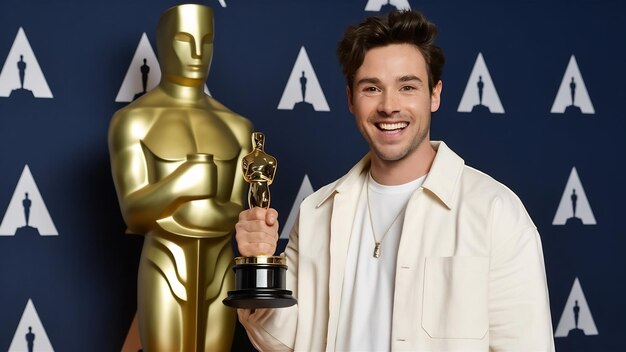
[235,208,280,257]
[239,207,266,221]
[239,207,278,224]
[235,227,278,257]
[236,218,277,236]
[238,242,276,257]
[235,228,277,244]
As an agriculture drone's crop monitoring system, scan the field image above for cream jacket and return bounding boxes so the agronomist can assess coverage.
[239,141,554,352]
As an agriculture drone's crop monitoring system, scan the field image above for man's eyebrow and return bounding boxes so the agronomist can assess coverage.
[399,75,423,84]
[355,76,424,86]
[355,77,381,86]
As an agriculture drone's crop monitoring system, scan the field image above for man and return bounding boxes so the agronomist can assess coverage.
[236,10,554,351]
[108,4,252,351]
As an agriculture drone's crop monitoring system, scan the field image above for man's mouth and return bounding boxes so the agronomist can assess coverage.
[376,122,408,131]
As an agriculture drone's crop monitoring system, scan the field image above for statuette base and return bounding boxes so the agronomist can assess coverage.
[223,256,297,309]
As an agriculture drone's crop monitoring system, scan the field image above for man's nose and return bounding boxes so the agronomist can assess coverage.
[378,92,400,116]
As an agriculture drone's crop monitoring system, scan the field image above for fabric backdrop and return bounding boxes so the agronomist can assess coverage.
[0,0,623,350]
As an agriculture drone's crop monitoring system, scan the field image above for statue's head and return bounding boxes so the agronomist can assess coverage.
[156,4,214,86]
[252,132,265,150]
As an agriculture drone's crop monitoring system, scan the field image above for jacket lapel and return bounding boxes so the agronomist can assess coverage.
[320,156,369,349]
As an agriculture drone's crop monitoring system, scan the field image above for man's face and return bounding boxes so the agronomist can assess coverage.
[348,43,442,164]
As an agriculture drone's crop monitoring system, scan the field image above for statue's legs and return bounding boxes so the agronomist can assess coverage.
[138,233,235,351]
[249,182,270,209]
[204,242,236,351]
[138,234,184,351]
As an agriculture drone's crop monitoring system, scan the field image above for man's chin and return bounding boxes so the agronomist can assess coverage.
[372,149,408,163]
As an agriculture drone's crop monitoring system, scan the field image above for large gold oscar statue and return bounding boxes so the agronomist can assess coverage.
[108,4,252,351]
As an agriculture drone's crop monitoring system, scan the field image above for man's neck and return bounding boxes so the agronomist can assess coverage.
[369,141,436,186]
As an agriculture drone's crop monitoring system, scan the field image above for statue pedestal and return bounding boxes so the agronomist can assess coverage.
[223,256,297,309]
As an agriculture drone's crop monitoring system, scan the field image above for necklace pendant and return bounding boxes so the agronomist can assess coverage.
[373,242,381,258]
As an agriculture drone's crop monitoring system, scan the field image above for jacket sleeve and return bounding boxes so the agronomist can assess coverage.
[487,194,555,352]
[237,214,300,351]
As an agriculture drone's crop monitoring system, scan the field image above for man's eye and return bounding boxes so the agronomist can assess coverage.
[363,86,379,92]
[400,86,416,91]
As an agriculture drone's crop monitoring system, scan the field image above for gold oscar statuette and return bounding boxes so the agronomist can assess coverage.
[108,4,253,351]
[223,132,297,309]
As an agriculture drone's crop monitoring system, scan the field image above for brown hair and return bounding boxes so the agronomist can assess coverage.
[337,10,444,92]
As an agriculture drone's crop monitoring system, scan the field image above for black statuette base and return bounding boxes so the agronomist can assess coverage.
[223,262,297,309]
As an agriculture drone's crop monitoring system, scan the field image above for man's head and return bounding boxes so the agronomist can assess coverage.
[156,4,214,86]
[337,11,444,181]
[337,10,444,93]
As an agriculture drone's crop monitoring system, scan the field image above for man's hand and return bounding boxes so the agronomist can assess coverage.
[235,207,279,256]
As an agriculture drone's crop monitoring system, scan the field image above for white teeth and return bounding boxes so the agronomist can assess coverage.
[377,122,408,131]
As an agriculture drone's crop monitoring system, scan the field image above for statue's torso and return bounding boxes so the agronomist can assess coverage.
[144,106,240,193]
[142,107,240,159]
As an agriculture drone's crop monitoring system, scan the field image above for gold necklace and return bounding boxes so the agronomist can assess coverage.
[366,176,407,258]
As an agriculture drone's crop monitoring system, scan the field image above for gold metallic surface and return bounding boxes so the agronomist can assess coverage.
[108,4,252,351]
[234,256,286,265]
[242,132,277,209]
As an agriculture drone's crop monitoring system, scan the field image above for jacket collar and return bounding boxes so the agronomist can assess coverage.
[316,141,464,210]
[316,155,370,208]
[422,141,464,210]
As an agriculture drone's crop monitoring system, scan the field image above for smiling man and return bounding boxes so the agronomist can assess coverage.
[236,10,554,351]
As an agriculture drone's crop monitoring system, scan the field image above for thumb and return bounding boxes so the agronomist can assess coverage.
[265,208,278,226]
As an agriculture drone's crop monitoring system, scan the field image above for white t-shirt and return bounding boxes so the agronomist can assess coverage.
[336,173,426,351]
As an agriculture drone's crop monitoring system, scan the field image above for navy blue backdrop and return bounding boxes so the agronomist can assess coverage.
[0,0,623,350]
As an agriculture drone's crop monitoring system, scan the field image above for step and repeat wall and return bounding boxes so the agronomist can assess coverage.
[0,0,623,350]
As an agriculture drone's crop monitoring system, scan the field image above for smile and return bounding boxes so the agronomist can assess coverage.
[376,122,408,131]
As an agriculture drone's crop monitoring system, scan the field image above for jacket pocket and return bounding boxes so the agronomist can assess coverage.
[422,256,489,339]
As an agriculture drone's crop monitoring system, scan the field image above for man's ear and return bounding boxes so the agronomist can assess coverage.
[431,80,443,113]
[346,85,354,114]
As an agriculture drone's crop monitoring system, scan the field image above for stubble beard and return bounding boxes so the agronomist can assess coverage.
[373,136,422,163]
[370,122,430,163]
